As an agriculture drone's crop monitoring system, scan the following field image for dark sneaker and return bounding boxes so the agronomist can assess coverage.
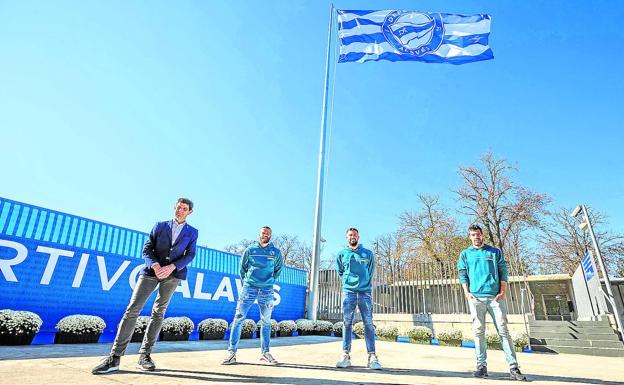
[136,354,156,371]
[221,350,236,365]
[336,353,351,368]
[510,367,527,381]
[259,352,278,365]
[473,365,488,378]
[92,355,120,375]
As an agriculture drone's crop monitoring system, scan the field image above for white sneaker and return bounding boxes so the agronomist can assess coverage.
[221,350,236,365]
[336,352,351,368]
[368,353,382,370]
[259,352,278,365]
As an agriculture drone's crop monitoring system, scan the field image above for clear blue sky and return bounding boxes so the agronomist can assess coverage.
[1,1,622,260]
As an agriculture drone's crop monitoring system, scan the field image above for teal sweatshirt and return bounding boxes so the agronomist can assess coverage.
[336,244,374,293]
[458,244,509,297]
[240,242,283,289]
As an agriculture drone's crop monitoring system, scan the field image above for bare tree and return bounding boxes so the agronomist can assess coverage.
[285,240,314,272]
[455,152,549,274]
[271,234,300,262]
[373,232,413,279]
[223,239,255,255]
[283,238,329,272]
[537,207,624,276]
[224,234,316,271]
[398,194,468,264]
[506,226,535,274]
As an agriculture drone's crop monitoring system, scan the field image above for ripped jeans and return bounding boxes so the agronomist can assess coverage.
[228,285,275,353]
[342,291,376,353]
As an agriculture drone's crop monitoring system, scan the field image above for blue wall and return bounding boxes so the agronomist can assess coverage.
[0,197,307,343]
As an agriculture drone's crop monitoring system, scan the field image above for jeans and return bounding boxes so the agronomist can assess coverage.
[228,285,274,353]
[111,274,180,356]
[342,291,375,354]
[468,297,518,368]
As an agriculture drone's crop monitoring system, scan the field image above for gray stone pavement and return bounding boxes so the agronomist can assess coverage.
[0,336,622,385]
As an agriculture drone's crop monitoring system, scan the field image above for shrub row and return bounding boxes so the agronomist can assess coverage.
[0,310,334,345]
[405,326,529,350]
[0,309,530,349]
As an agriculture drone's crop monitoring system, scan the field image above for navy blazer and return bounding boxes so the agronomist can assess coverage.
[142,220,198,280]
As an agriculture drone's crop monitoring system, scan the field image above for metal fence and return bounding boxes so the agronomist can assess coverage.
[317,261,532,320]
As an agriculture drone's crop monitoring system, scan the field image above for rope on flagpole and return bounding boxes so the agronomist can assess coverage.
[321,6,339,243]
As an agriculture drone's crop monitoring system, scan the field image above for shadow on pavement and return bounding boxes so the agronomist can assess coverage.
[115,367,624,385]
[239,362,624,385]
[142,368,409,385]
[0,336,340,361]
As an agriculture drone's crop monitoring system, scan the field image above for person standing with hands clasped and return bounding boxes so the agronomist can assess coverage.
[92,198,198,374]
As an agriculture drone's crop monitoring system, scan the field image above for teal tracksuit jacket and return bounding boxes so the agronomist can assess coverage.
[240,241,284,289]
[458,244,509,297]
[335,244,375,293]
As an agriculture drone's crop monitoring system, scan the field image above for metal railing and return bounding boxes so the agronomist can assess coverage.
[317,261,533,320]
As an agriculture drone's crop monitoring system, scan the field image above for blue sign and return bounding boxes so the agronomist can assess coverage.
[0,197,307,343]
[582,252,596,281]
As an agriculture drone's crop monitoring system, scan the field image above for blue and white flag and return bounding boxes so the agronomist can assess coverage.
[337,10,493,64]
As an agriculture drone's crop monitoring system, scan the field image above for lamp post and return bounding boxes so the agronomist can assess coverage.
[571,204,624,340]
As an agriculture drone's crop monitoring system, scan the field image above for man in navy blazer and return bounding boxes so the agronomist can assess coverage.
[142,212,198,281]
[93,198,198,375]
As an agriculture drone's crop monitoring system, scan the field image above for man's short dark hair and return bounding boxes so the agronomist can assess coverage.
[176,197,193,211]
[468,224,483,234]
[346,227,359,234]
[261,226,272,232]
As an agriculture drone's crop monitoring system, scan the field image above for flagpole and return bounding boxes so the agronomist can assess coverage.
[307,3,334,321]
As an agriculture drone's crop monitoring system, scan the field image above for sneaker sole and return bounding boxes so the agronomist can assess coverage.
[259,360,278,365]
[221,360,237,365]
[135,365,155,371]
[92,366,119,375]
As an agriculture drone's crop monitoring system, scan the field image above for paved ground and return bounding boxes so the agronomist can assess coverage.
[0,336,622,385]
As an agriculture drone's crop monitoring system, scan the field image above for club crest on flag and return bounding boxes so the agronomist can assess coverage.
[382,11,444,57]
[337,10,492,64]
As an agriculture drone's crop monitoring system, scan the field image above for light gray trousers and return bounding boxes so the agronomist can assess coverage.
[111,274,180,356]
